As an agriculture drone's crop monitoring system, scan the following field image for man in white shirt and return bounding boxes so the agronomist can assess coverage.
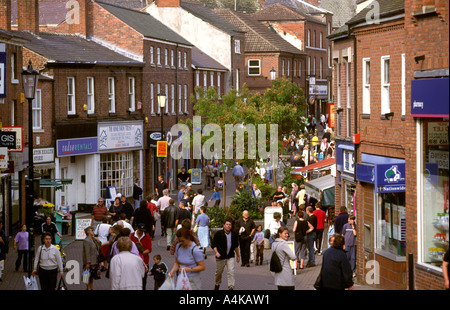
[192,189,206,215]
[251,184,262,199]
[157,189,171,237]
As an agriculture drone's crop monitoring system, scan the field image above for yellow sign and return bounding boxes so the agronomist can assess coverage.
[20,93,25,103]
[157,141,167,157]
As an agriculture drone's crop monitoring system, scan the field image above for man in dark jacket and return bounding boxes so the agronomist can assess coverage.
[334,206,350,235]
[211,219,240,290]
[320,234,354,290]
[163,199,178,251]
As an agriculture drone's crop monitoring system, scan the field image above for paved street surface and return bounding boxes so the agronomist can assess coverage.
[0,159,375,291]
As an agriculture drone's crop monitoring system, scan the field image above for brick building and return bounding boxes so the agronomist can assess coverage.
[255,0,333,121]
[214,8,306,93]
[404,0,449,290]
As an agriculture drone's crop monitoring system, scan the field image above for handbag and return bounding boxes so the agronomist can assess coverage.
[269,244,283,273]
[57,277,68,290]
[175,269,192,290]
[193,223,199,234]
[153,210,161,222]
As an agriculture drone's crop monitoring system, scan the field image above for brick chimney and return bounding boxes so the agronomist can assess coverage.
[66,0,89,37]
[154,0,181,7]
[17,0,39,34]
[0,0,11,31]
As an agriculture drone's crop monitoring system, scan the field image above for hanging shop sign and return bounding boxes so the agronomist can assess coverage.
[1,126,23,152]
[156,141,167,157]
[411,78,449,118]
[0,131,16,149]
[56,137,98,157]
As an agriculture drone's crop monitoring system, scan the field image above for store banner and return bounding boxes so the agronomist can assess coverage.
[57,137,98,157]
[356,163,374,184]
[411,78,449,117]
[98,122,143,151]
[328,102,335,129]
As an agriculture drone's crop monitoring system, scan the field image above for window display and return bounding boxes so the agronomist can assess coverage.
[377,192,406,257]
[100,152,133,199]
[421,119,449,268]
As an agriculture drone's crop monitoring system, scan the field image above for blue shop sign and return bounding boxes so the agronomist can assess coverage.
[411,78,449,118]
[356,154,406,193]
[57,137,98,157]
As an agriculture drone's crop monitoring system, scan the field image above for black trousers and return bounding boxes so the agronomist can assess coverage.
[315,229,324,252]
[38,267,58,290]
[15,250,28,271]
[239,237,251,265]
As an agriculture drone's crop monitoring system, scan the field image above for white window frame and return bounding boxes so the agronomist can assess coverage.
[235,39,241,54]
[294,61,297,77]
[336,62,341,109]
[67,77,76,115]
[183,52,187,69]
[150,46,154,65]
[195,72,200,98]
[236,69,240,92]
[319,57,323,79]
[299,61,302,77]
[87,77,95,114]
[287,60,290,77]
[362,58,371,114]
[11,53,19,84]
[346,59,351,138]
[282,60,285,76]
[178,84,182,114]
[151,83,155,115]
[171,49,175,68]
[203,72,207,91]
[184,84,188,114]
[178,50,182,69]
[217,73,221,98]
[108,77,115,113]
[307,29,311,47]
[32,89,42,130]
[157,83,161,114]
[164,48,168,67]
[248,59,261,76]
[157,47,161,66]
[307,57,311,76]
[165,84,169,114]
[171,83,175,114]
[320,32,323,49]
[128,77,135,112]
[381,55,390,115]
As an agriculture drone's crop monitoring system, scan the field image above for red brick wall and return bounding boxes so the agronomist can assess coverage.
[155,0,181,7]
[0,0,11,31]
[17,0,39,33]
[404,0,449,290]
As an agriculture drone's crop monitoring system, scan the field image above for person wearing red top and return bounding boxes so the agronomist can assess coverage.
[146,194,158,239]
[129,223,152,290]
[313,202,327,255]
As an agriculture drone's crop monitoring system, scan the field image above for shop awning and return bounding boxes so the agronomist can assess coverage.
[39,179,73,190]
[304,174,335,206]
[291,158,335,174]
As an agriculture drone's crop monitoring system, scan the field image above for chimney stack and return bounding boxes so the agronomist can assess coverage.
[17,0,39,34]
[0,0,12,31]
[154,0,181,7]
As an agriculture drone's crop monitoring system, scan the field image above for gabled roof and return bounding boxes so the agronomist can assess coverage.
[180,1,245,37]
[346,0,404,26]
[319,0,357,28]
[12,31,144,66]
[191,46,228,72]
[214,9,305,55]
[96,1,192,46]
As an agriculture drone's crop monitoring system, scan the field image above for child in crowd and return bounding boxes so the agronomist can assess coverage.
[217,177,223,189]
[149,254,168,290]
[252,225,265,265]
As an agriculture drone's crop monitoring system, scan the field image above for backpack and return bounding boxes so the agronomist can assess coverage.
[269,244,283,273]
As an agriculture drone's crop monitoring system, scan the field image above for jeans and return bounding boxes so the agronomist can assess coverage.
[346,245,356,272]
[306,232,316,265]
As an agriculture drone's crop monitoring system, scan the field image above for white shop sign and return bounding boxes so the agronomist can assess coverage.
[98,122,143,151]
[33,147,55,163]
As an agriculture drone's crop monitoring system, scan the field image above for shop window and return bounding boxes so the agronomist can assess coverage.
[376,192,406,257]
[100,152,133,199]
[420,119,449,269]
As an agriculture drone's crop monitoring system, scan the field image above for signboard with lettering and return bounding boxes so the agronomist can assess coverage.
[0,131,16,149]
[0,147,8,169]
[328,102,335,129]
[98,122,143,151]
[57,137,98,157]
[75,214,93,240]
[427,121,448,146]
[33,147,55,163]
[1,126,23,152]
[156,141,167,157]
[411,78,449,117]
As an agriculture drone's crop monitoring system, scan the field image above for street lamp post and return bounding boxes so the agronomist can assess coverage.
[157,93,166,177]
[22,60,39,278]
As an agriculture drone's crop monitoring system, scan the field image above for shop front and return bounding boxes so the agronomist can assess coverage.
[336,140,356,217]
[411,77,448,288]
[356,153,407,289]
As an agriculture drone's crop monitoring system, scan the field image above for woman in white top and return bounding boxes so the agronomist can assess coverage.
[94,216,111,245]
[271,227,297,290]
[268,212,282,245]
[32,232,64,290]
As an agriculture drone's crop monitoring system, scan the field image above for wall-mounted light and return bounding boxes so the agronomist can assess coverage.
[270,67,276,81]
[384,112,394,120]
[415,55,425,64]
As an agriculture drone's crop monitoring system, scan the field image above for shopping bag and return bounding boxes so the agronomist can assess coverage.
[175,269,192,290]
[158,275,175,290]
[23,275,39,290]
[57,277,68,290]
[82,269,90,285]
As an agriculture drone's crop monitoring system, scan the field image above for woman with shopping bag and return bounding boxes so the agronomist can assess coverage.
[32,232,64,290]
[168,228,205,290]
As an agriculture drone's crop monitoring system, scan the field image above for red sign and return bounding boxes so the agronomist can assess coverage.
[157,141,167,157]
[328,102,335,129]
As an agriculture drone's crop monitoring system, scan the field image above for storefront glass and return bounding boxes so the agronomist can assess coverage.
[420,119,449,268]
[376,192,406,257]
[100,152,133,198]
